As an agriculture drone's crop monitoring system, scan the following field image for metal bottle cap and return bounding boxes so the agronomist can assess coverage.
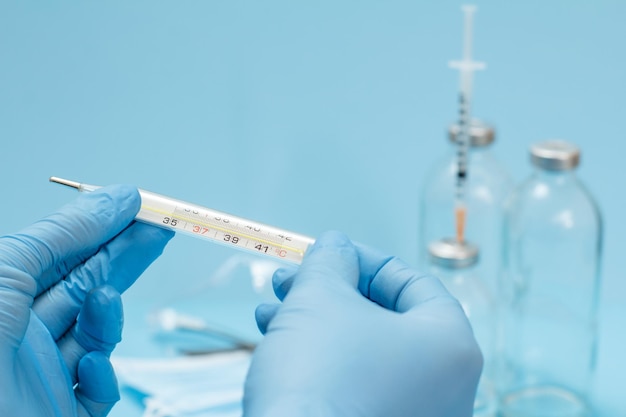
[428,238,479,269]
[448,120,495,147]
[530,140,580,171]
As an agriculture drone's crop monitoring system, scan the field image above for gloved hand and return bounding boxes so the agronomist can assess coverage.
[244,231,482,417]
[0,185,174,417]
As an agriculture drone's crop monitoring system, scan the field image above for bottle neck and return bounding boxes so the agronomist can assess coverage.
[448,143,494,162]
[533,167,578,185]
[430,261,478,277]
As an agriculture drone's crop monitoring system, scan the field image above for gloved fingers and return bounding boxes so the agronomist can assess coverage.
[58,285,122,386]
[0,266,37,360]
[36,253,100,300]
[356,243,455,313]
[255,303,281,334]
[271,266,297,301]
[353,242,396,297]
[288,231,360,296]
[33,222,174,341]
[75,351,120,417]
[0,185,141,296]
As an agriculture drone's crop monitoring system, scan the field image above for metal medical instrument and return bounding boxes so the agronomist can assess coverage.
[50,176,315,264]
[152,308,256,354]
[448,5,485,242]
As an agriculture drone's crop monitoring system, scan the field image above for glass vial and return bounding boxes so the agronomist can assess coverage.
[499,140,602,417]
[428,238,497,417]
[419,121,513,296]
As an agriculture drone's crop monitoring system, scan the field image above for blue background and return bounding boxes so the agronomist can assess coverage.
[1,1,624,415]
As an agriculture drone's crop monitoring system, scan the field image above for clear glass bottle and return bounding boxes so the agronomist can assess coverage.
[499,140,602,417]
[428,238,497,417]
[418,121,513,297]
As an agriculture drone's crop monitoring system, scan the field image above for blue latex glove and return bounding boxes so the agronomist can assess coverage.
[244,231,482,417]
[0,185,174,417]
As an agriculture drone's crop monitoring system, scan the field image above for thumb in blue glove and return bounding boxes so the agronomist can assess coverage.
[244,231,482,417]
[0,185,174,417]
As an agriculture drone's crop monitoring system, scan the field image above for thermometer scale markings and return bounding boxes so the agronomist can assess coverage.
[141,203,306,256]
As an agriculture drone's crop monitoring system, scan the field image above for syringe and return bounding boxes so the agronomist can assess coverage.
[448,5,485,243]
[50,177,315,264]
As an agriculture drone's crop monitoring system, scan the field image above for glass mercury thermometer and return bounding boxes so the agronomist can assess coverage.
[50,176,315,264]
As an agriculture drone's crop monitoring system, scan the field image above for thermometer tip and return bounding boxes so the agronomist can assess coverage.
[49,176,81,190]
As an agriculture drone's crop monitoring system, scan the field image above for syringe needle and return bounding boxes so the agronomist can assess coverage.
[449,5,485,244]
[49,177,81,190]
